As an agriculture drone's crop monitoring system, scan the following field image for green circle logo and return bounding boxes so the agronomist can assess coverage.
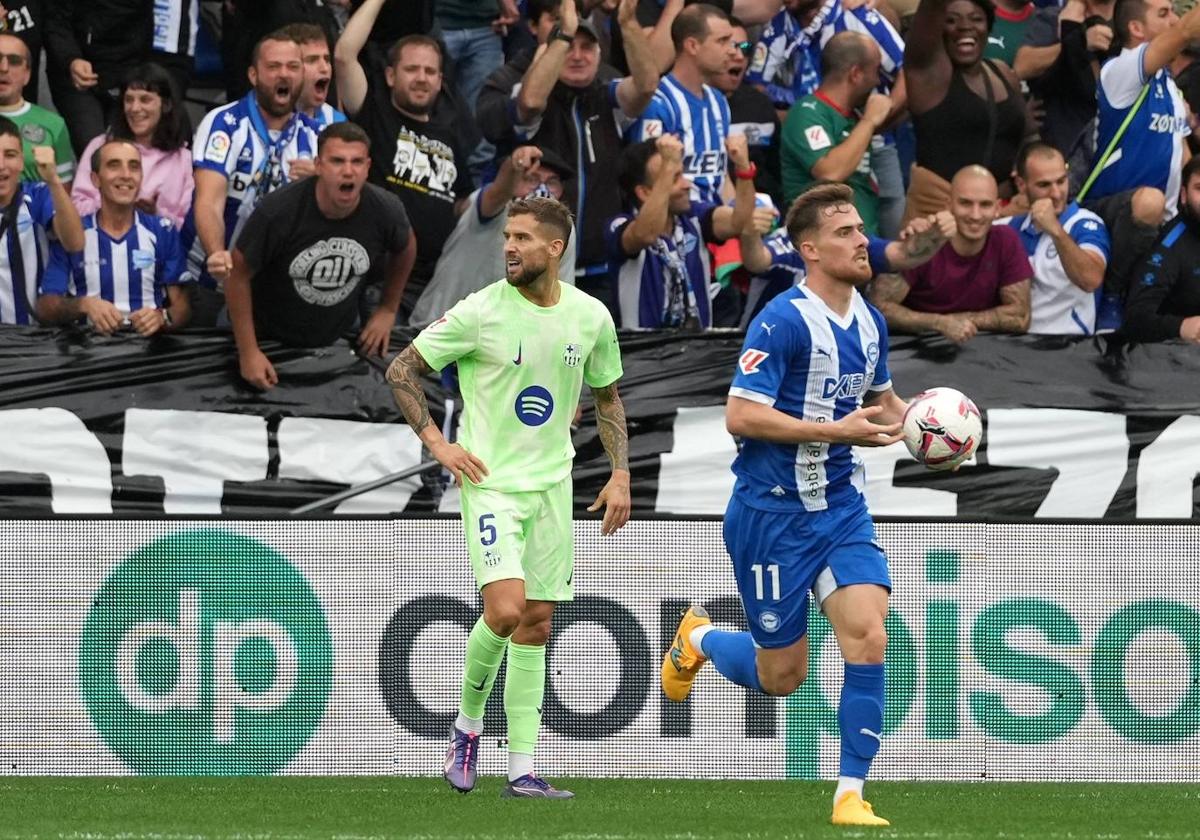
[79,529,333,775]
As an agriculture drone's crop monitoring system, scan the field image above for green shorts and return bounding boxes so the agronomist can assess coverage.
[459,475,575,602]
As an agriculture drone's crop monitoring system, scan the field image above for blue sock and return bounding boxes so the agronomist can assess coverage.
[700,629,762,692]
[838,662,885,779]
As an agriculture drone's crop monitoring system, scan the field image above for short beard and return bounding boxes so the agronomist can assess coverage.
[506,259,548,287]
[394,91,432,116]
[832,257,872,286]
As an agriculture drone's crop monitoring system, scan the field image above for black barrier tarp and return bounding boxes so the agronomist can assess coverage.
[0,326,1197,517]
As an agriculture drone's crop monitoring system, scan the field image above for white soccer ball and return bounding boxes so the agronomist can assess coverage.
[902,387,983,471]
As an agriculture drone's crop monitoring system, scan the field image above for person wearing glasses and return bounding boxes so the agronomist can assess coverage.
[0,1,45,105]
[714,16,783,207]
[0,32,74,187]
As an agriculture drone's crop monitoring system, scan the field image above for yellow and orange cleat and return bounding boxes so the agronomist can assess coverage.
[660,606,712,702]
[831,791,890,827]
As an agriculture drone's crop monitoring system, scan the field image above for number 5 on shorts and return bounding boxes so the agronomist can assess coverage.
[479,514,497,546]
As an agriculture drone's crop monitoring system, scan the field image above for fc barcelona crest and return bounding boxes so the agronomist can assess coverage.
[563,343,581,367]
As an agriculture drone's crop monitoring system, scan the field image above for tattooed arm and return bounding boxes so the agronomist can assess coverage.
[963,279,1032,334]
[385,344,489,486]
[869,272,977,343]
[587,381,632,535]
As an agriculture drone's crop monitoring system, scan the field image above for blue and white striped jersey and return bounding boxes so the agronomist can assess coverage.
[606,200,718,329]
[1091,44,1190,217]
[728,282,892,512]
[180,93,319,287]
[41,211,187,311]
[745,0,904,109]
[0,182,55,325]
[626,74,731,204]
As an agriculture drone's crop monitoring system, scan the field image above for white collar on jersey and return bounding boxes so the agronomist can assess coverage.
[796,281,860,330]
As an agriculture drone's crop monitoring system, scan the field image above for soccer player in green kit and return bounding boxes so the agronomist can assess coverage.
[386,196,631,799]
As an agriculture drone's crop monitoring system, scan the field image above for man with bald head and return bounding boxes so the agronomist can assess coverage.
[782,31,892,233]
[0,33,75,186]
[869,165,1031,342]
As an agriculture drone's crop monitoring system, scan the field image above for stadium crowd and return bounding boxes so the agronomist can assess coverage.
[2,0,1200,375]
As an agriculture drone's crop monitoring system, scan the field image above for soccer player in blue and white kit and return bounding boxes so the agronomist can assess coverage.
[663,182,906,827]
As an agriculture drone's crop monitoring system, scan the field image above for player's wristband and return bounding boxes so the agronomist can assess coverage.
[734,163,757,180]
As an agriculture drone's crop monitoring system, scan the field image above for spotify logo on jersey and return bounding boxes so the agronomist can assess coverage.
[515,385,554,426]
[79,530,332,774]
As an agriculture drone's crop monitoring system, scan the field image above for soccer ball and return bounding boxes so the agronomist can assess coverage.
[902,387,983,471]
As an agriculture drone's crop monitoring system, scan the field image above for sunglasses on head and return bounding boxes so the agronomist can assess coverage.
[735,40,753,57]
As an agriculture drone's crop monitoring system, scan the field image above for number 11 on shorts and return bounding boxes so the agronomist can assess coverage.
[750,563,780,601]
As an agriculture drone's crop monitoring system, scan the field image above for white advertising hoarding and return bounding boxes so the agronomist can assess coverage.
[0,519,1195,781]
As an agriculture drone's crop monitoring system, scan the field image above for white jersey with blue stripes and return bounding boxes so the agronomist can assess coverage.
[41,211,187,312]
[627,74,731,204]
[728,282,892,513]
[746,0,904,108]
[181,94,319,286]
[1092,44,1190,216]
[0,182,55,325]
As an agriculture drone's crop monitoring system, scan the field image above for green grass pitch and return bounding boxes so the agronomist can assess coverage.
[1,778,1194,839]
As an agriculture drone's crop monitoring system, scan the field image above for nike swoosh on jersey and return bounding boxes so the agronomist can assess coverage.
[513,342,522,365]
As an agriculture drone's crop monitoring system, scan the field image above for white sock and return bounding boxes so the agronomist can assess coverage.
[508,751,534,781]
[455,713,483,735]
[688,624,715,657]
[834,776,864,806]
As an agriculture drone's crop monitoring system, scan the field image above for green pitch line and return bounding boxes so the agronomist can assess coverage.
[0,778,1195,839]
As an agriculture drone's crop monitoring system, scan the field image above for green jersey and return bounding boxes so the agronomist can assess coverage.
[6,102,75,184]
[413,278,622,492]
[984,4,1034,66]
[782,93,879,235]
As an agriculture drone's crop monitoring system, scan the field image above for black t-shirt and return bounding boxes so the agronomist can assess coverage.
[357,82,473,295]
[238,178,412,348]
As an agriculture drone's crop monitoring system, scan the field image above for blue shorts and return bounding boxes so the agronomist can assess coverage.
[722,492,891,648]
